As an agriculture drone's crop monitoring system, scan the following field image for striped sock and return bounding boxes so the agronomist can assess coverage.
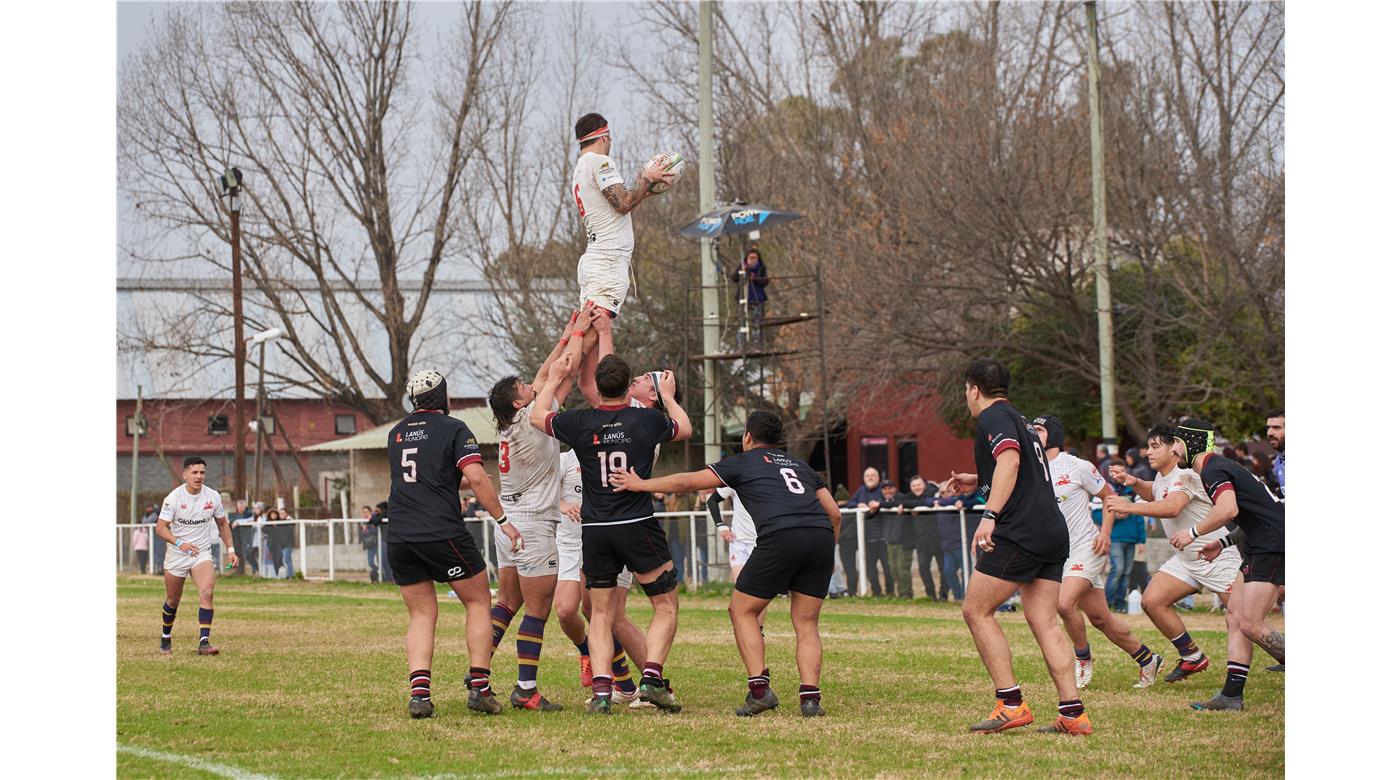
[592,674,613,699]
[612,651,636,694]
[1074,645,1092,661]
[799,684,821,703]
[575,638,591,657]
[1170,630,1203,661]
[1130,643,1155,667]
[468,666,492,696]
[1223,661,1249,698]
[161,602,177,641]
[1058,699,1085,718]
[490,604,517,650]
[197,607,213,644]
[995,685,1022,708]
[410,669,431,700]
[516,615,545,690]
[748,668,771,699]
[641,662,664,688]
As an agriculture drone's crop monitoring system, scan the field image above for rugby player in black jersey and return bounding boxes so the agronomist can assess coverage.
[530,353,692,714]
[611,410,842,718]
[1167,420,1285,711]
[947,360,1089,735]
[387,370,522,719]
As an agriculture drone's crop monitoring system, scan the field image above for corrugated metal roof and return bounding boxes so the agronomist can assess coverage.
[301,407,500,451]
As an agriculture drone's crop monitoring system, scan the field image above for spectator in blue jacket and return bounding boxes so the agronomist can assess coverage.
[1097,458,1144,612]
[897,476,939,599]
[870,480,910,598]
[934,484,981,601]
[731,245,769,349]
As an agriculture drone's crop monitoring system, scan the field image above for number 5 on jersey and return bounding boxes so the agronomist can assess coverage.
[401,448,418,482]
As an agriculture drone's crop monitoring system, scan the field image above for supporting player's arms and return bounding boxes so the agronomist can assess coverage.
[461,462,523,552]
[1170,488,1238,549]
[530,360,572,434]
[657,370,692,440]
[609,466,722,494]
[578,313,613,409]
[532,308,582,390]
[600,171,654,216]
[817,487,842,539]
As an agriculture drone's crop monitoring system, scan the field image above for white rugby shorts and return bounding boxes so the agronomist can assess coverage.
[1156,547,1242,595]
[728,539,755,569]
[164,547,213,578]
[1062,540,1110,589]
[494,517,559,578]
[577,249,632,313]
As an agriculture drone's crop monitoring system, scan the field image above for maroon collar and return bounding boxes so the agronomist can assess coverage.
[596,403,629,411]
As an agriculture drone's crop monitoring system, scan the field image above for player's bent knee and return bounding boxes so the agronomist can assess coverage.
[640,568,678,597]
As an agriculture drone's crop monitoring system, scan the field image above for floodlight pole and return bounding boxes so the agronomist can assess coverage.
[1086,2,1118,453]
[252,340,267,503]
[129,385,142,526]
[698,0,721,465]
[228,177,249,499]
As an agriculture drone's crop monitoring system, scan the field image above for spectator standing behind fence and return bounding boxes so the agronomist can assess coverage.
[142,503,163,575]
[934,485,979,601]
[228,499,254,576]
[361,506,381,583]
[266,508,296,579]
[370,501,390,582]
[897,476,939,599]
[841,468,881,596]
[873,481,915,599]
[247,502,266,576]
[1099,458,1144,612]
[132,523,150,574]
[1266,409,1285,497]
[730,245,769,350]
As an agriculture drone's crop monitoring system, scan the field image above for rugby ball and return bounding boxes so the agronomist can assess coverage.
[646,152,685,194]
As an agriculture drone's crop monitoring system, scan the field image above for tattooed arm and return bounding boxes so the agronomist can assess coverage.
[601,171,655,216]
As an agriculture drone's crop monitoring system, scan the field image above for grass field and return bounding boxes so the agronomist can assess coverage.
[117,576,1283,778]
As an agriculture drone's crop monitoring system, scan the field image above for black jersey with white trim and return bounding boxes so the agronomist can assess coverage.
[972,399,1067,562]
[708,448,832,540]
[1199,453,1284,555]
[387,410,482,542]
[546,404,676,525]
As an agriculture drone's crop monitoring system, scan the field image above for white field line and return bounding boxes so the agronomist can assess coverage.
[117,744,280,780]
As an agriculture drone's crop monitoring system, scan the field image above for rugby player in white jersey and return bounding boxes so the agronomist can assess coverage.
[155,456,238,656]
[483,305,600,712]
[1106,424,1241,683]
[1032,415,1163,689]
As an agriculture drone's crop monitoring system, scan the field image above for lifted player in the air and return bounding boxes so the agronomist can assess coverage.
[531,354,692,714]
[612,410,842,718]
[154,456,238,656]
[1106,424,1240,684]
[948,360,1090,736]
[1032,415,1164,690]
[386,370,522,719]
[1167,420,1285,712]
[482,305,600,712]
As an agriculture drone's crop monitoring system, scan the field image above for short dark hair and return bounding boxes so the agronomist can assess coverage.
[964,359,1010,398]
[596,354,631,398]
[745,410,784,446]
[575,112,607,144]
[182,456,206,470]
[1266,408,1284,419]
[1145,423,1177,447]
[488,375,523,432]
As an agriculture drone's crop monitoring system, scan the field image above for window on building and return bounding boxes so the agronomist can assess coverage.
[897,437,920,491]
[208,414,230,435]
[860,436,889,479]
[335,414,357,435]
[125,415,148,437]
[260,415,276,436]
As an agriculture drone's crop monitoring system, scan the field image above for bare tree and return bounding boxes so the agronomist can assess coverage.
[119,1,517,423]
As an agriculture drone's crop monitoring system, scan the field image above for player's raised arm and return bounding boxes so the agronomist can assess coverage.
[531,307,584,390]
[609,466,722,495]
[657,370,692,441]
[601,157,669,216]
[531,359,573,434]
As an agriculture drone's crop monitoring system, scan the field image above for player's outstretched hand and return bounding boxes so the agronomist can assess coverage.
[972,518,996,553]
[658,369,676,399]
[608,466,644,493]
[1104,495,1132,515]
[1168,528,1194,551]
[1109,464,1135,486]
[1197,539,1223,562]
[642,155,668,183]
[949,471,978,492]
[502,521,524,553]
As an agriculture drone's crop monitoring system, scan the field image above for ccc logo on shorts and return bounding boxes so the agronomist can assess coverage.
[447,566,464,577]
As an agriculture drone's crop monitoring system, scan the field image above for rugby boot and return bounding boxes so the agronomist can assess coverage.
[1075,658,1094,689]
[467,687,503,715]
[585,696,613,715]
[1037,713,1094,735]
[159,638,172,655]
[1133,653,1164,688]
[970,700,1034,733]
[510,685,563,712]
[578,654,593,689]
[800,698,826,717]
[734,688,779,717]
[196,641,220,656]
[639,678,683,713]
[1191,693,1244,711]
[408,695,435,719]
[610,686,640,707]
[1164,655,1210,683]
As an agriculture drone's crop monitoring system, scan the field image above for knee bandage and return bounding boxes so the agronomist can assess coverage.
[640,568,678,596]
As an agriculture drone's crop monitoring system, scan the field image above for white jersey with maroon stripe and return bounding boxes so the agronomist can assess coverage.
[1154,466,1224,559]
[571,152,633,254]
[498,398,563,519]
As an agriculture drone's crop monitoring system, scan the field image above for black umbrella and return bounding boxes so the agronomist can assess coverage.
[676,202,803,239]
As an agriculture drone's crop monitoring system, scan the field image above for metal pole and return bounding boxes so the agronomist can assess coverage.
[698,0,721,467]
[328,519,336,581]
[252,342,266,502]
[129,385,142,526]
[298,520,307,579]
[230,186,248,500]
[959,506,970,593]
[855,508,868,596]
[1085,2,1117,454]
[690,513,699,590]
[815,267,833,488]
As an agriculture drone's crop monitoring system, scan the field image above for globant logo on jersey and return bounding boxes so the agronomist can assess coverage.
[175,516,208,525]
